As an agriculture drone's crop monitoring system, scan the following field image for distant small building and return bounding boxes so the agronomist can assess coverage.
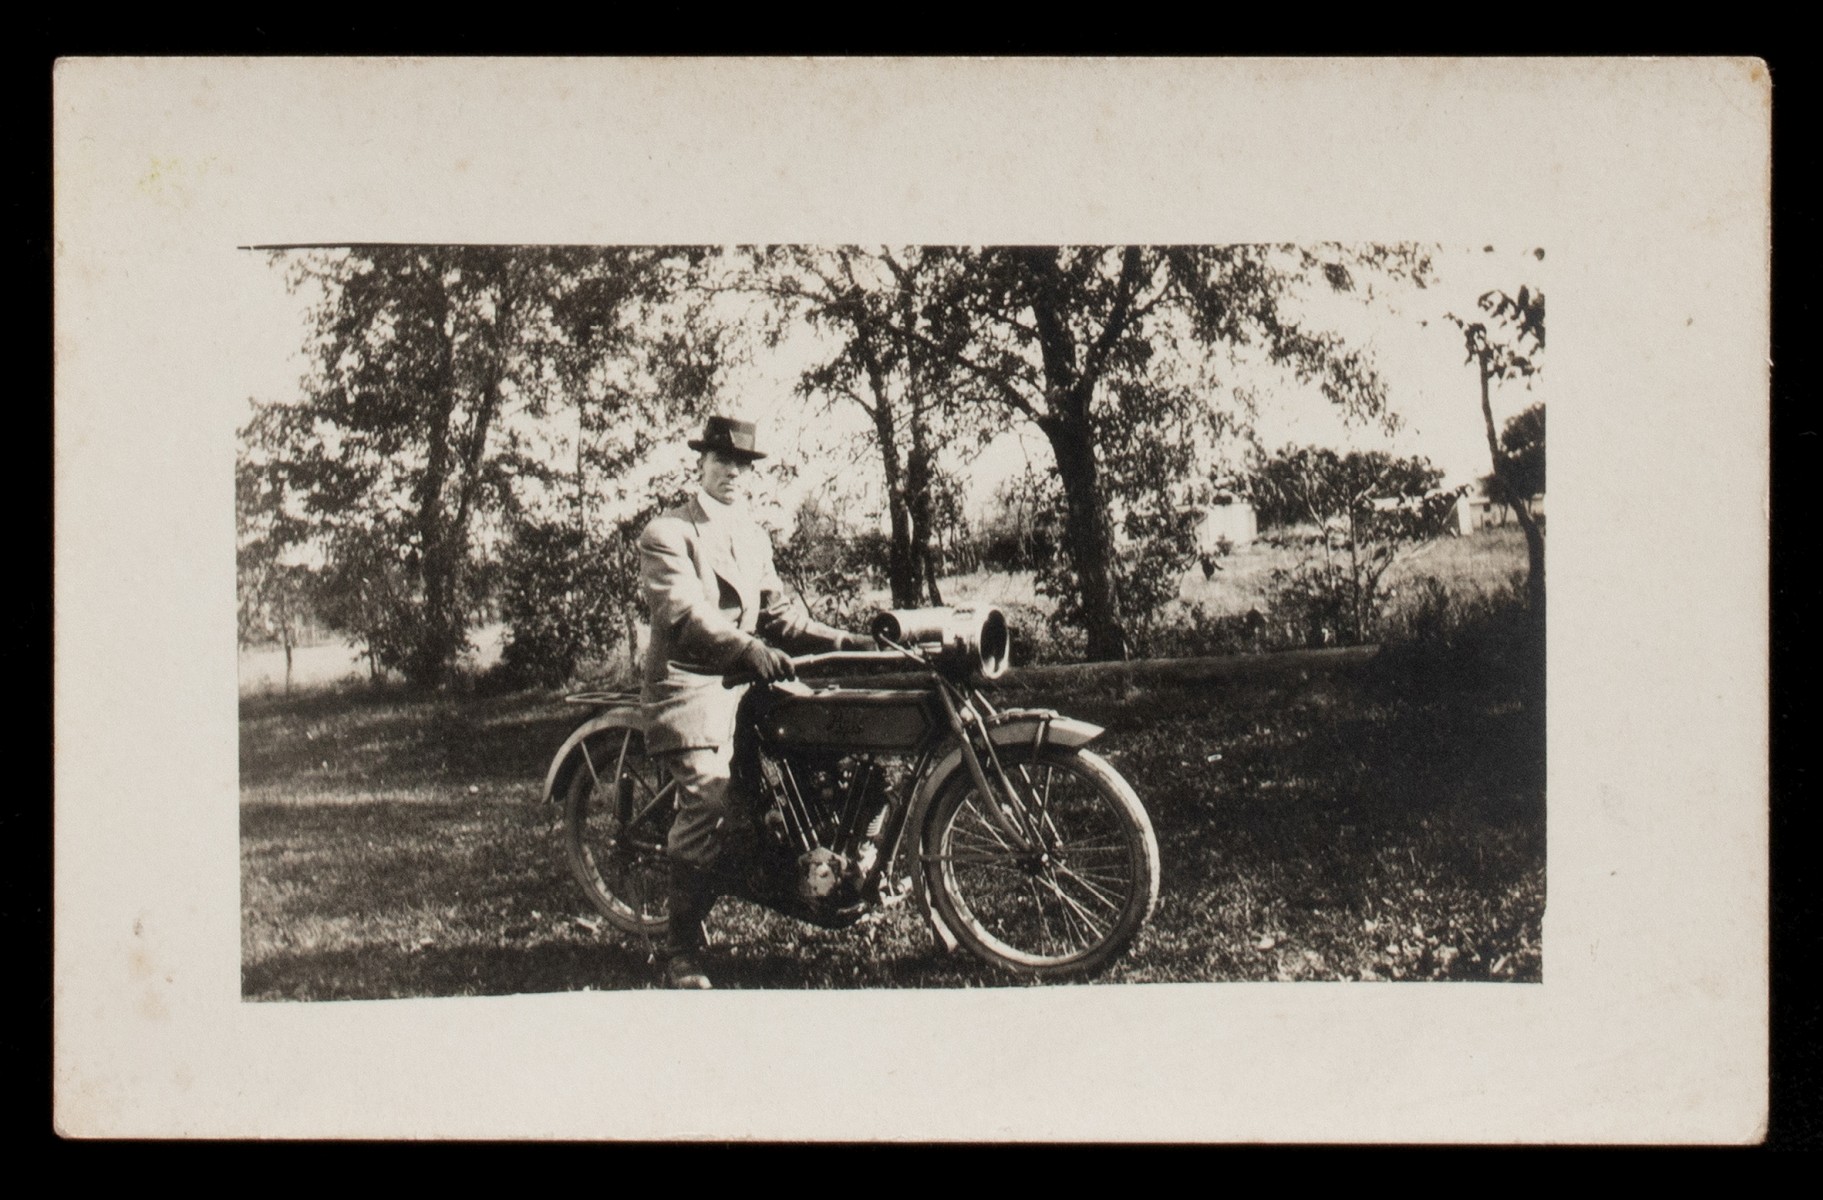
[1195,497,1258,551]
[1450,488,1545,535]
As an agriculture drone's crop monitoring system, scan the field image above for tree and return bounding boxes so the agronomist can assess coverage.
[1449,286,1546,615]
[491,517,641,687]
[1489,401,1545,502]
[236,431,317,694]
[255,245,699,689]
[866,244,1431,660]
[258,245,529,686]
[1244,446,1457,645]
[513,248,719,682]
[747,246,975,609]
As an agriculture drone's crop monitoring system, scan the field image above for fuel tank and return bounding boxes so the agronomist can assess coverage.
[756,687,941,754]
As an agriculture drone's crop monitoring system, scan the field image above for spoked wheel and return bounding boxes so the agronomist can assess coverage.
[561,723,676,935]
[923,745,1159,978]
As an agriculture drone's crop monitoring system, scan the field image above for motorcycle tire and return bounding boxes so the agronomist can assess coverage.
[923,744,1160,979]
[561,722,674,935]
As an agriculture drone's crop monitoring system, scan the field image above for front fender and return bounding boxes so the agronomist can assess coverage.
[540,707,647,806]
[901,711,1104,949]
[909,711,1103,822]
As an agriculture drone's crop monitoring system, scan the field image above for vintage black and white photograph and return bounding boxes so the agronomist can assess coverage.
[235,243,1548,997]
[56,58,1768,1142]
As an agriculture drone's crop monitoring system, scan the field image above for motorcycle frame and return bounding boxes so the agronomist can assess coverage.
[542,653,1106,952]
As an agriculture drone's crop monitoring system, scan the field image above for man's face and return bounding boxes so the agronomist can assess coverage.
[698,449,754,505]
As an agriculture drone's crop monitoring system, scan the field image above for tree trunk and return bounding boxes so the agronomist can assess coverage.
[905,411,942,606]
[409,272,460,690]
[1021,248,1137,662]
[576,396,588,537]
[859,342,921,609]
[1047,419,1129,661]
[1347,512,1366,644]
[1477,357,1546,618]
[1513,501,1546,617]
[923,550,945,606]
[874,409,919,609]
[410,252,511,690]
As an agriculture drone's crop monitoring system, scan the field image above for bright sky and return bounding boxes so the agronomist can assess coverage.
[233,244,1548,527]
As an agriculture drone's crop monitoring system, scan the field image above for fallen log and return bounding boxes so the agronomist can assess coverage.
[790,644,1382,693]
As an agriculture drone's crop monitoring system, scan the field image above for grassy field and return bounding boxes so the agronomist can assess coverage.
[240,529,1534,694]
[241,593,1544,998]
[926,527,1531,620]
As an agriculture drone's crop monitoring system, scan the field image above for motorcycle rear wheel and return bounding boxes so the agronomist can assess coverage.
[561,723,674,935]
[923,745,1159,978]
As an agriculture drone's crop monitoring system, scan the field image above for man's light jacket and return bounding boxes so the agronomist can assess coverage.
[637,492,849,755]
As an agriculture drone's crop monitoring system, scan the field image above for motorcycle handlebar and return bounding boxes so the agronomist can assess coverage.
[721,649,912,689]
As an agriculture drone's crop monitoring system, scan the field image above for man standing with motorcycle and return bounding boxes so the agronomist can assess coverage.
[637,416,874,989]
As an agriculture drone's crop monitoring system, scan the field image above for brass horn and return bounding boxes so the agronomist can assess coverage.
[870,606,1011,681]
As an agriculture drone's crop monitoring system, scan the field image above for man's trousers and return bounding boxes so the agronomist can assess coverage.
[659,744,734,869]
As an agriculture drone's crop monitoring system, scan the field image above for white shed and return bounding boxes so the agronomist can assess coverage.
[1450,491,1544,535]
[1196,498,1258,550]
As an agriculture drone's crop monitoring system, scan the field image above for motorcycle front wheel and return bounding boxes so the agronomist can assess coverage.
[561,722,674,935]
[923,745,1160,978]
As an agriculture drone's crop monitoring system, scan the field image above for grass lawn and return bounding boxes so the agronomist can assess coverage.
[241,617,1545,998]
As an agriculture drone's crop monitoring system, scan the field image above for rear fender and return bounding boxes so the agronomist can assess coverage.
[899,711,1104,951]
[540,707,647,806]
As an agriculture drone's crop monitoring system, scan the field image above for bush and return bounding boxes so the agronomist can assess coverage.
[774,525,881,633]
[1238,448,1460,646]
[1370,570,1543,711]
[1132,603,1271,659]
[993,601,1080,666]
[1259,540,1406,648]
[493,519,639,689]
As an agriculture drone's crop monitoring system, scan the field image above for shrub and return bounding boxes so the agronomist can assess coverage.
[1369,570,1542,712]
[773,524,880,633]
[1241,448,1459,646]
[493,519,639,689]
[994,600,1080,666]
[1132,602,1272,659]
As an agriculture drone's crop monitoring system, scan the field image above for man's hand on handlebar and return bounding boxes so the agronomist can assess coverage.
[740,640,797,683]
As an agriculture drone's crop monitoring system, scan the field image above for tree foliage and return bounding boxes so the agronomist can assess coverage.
[747,246,984,609]
[1487,401,1545,503]
[248,245,707,689]
[491,518,642,688]
[836,243,1433,659]
[1449,282,1546,614]
[1245,446,1457,646]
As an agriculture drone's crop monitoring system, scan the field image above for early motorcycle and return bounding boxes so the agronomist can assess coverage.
[541,606,1161,978]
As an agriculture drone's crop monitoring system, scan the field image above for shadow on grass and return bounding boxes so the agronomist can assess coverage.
[240,687,585,794]
[242,797,574,923]
[243,939,660,1002]
[242,936,999,1001]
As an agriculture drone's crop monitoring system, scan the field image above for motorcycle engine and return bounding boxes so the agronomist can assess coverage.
[798,847,847,902]
[752,748,895,912]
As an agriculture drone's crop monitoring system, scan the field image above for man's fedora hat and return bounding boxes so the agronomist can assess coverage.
[687,415,768,461]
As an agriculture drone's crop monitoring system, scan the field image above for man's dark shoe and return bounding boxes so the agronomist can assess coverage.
[663,952,713,990]
[660,861,719,988]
